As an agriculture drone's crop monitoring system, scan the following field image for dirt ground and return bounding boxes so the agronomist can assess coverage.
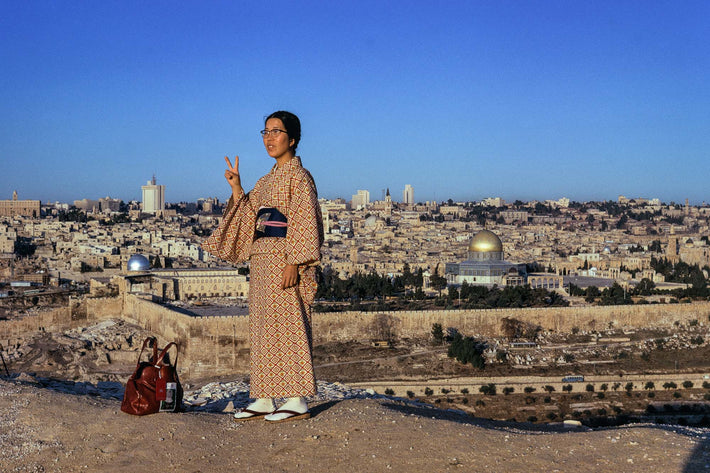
[1,377,709,473]
[2,321,710,471]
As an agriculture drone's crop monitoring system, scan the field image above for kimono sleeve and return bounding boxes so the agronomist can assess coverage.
[201,189,257,264]
[285,171,324,266]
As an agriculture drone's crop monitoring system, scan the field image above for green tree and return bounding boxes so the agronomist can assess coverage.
[584,286,600,303]
[431,323,444,345]
[429,273,448,296]
[635,278,655,296]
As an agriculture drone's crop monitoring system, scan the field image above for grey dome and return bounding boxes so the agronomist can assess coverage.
[127,254,151,271]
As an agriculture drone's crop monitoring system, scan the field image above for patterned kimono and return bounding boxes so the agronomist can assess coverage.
[201,156,323,398]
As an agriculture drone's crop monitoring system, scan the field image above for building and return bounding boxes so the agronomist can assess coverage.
[74,199,100,212]
[151,268,249,301]
[99,196,122,213]
[480,197,505,207]
[0,191,41,218]
[351,189,370,210]
[445,229,527,287]
[403,184,414,205]
[118,255,249,301]
[142,175,165,214]
[500,210,530,224]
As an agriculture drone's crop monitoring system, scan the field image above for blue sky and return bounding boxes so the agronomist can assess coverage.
[1,1,709,205]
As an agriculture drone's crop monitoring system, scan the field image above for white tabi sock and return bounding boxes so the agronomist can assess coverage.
[265,397,308,421]
[234,397,275,419]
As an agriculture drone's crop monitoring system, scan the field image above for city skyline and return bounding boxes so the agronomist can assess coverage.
[3,180,698,208]
[2,2,709,205]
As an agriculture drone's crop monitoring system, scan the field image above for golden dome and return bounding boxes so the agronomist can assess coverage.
[468,229,503,253]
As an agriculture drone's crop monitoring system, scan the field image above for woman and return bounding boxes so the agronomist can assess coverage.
[202,111,323,422]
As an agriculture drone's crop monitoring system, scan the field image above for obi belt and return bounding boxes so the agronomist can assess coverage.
[255,207,288,240]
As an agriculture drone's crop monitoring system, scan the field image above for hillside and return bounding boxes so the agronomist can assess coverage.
[1,377,708,473]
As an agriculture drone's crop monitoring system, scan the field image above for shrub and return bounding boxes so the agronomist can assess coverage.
[475,399,485,407]
[544,396,551,403]
[479,383,497,396]
[406,390,415,399]
[524,386,536,394]
[461,388,469,394]
[447,332,486,368]
[384,388,395,395]
[543,385,555,393]
[663,381,678,390]
[441,388,450,394]
[562,384,573,393]
[424,387,434,396]
[546,412,557,420]
[644,381,655,390]
[431,323,444,345]
[597,392,605,399]
[682,381,694,389]
[703,381,710,390]
[503,387,515,395]
[673,391,682,399]
[648,392,655,398]
[625,382,634,393]
[527,416,538,423]
[600,383,608,392]
[462,397,469,404]
[585,384,595,392]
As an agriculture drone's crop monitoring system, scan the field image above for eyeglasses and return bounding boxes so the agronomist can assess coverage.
[260,129,288,138]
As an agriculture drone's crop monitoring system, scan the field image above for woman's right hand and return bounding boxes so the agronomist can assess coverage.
[224,156,243,195]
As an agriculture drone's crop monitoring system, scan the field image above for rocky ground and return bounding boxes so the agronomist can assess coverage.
[1,375,709,473]
[1,318,710,471]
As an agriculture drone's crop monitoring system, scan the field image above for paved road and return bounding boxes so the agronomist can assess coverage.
[351,372,710,397]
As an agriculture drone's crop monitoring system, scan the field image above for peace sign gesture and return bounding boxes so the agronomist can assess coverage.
[224,155,243,196]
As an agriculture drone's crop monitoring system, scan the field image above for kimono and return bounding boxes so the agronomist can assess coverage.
[201,156,323,398]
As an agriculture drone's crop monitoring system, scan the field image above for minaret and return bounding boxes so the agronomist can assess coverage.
[384,188,392,216]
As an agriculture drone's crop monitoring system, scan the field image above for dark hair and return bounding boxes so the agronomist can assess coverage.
[266,110,301,151]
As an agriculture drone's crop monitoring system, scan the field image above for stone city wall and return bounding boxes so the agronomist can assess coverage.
[111,297,710,379]
[3,295,710,381]
[312,302,710,342]
[119,294,251,379]
[0,296,123,350]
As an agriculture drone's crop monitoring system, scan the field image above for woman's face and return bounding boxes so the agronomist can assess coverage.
[263,118,295,161]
